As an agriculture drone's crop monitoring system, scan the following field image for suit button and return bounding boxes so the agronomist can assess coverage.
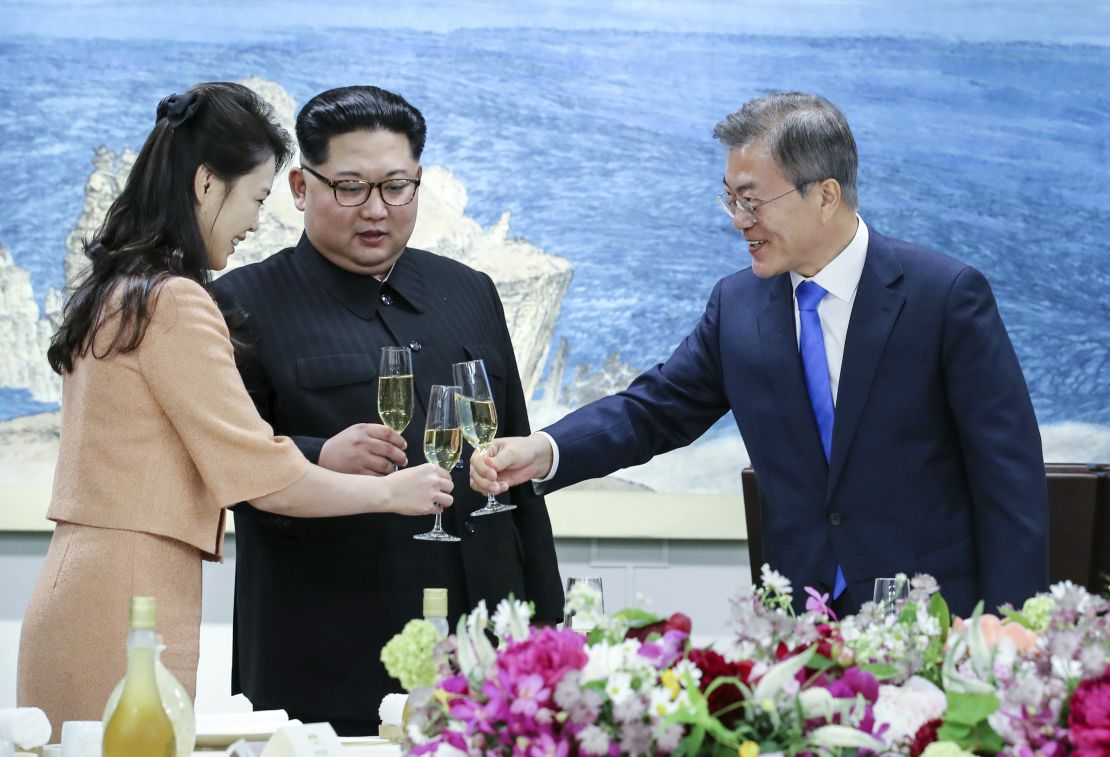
[464,521,478,535]
[828,512,843,526]
[380,292,393,305]
[409,339,422,352]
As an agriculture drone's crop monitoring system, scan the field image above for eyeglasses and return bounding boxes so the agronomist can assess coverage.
[301,165,421,207]
[716,182,814,221]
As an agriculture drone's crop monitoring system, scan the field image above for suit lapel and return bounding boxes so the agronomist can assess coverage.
[757,274,828,470]
[827,234,905,496]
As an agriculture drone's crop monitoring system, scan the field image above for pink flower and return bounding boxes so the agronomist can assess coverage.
[510,672,551,717]
[805,586,837,620]
[497,627,589,690]
[1069,665,1110,755]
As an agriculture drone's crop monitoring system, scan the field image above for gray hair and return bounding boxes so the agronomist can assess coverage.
[713,92,858,209]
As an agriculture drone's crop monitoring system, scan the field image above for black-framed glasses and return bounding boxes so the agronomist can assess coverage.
[301,165,421,207]
[716,181,814,221]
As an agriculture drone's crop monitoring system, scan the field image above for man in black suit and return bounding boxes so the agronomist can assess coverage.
[213,85,563,734]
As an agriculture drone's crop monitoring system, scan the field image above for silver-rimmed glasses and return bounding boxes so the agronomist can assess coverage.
[302,165,421,207]
[716,181,813,222]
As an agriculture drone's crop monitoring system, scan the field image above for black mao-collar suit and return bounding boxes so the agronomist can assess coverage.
[213,235,564,731]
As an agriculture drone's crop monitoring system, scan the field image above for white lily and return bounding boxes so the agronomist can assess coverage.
[809,724,886,751]
[751,645,815,706]
[798,686,836,720]
[456,605,496,681]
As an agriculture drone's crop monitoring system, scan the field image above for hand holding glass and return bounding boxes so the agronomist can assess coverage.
[414,384,462,542]
[453,359,516,516]
[378,346,414,471]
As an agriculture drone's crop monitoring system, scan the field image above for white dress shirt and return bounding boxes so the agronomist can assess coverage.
[537,216,870,481]
[789,216,869,403]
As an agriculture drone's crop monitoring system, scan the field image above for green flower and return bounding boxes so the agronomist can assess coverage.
[921,741,977,757]
[1020,595,1054,632]
[380,619,439,691]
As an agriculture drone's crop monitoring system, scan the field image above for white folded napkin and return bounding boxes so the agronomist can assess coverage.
[60,721,102,757]
[378,694,407,726]
[0,708,51,748]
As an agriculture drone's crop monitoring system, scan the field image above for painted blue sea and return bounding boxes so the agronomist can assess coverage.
[1,2,1108,435]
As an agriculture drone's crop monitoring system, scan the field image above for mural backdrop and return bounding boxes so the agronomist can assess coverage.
[1,1,1107,494]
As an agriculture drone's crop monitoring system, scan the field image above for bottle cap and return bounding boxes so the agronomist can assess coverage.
[423,588,447,619]
[130,596,157,629]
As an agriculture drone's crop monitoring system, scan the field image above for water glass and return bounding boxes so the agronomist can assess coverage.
[562,576,604,630]
[873,576,910,616]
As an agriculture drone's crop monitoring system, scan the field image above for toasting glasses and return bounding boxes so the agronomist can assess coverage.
[413,385,463,542]
[452,359,515,516]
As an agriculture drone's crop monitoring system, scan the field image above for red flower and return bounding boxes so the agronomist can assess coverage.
[686,648,754,728]
[625,612,692,642]
[908,718,941,757]
[1070,665,1110,756]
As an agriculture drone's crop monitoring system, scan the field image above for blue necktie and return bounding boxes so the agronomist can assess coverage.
[796,281,847,600]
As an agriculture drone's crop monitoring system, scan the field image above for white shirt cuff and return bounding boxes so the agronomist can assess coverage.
[532,431,559,483]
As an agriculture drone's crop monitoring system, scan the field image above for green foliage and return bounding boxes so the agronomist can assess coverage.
[937,691,1004,755]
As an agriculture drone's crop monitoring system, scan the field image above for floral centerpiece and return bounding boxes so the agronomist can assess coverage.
[383,568,1110,756]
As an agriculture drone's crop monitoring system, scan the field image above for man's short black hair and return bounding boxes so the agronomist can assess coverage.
[296,85,426,165]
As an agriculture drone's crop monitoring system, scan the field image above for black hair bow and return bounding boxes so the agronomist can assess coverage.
[156,91,205,128]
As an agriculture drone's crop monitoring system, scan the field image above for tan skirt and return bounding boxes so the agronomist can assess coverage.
[17,522,202,741]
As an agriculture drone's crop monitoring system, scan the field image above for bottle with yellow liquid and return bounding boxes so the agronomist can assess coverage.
[423,587,449,639]
[103,633,195,756]
[102,596,175,757]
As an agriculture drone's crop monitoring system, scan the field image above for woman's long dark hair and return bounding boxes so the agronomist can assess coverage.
[47,82,293,374]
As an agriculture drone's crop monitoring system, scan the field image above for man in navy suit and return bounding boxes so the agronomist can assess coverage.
[470,92,1048,617]
[214,86,563,733]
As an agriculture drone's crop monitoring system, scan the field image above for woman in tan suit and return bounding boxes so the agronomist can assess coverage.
[16,82,454,738]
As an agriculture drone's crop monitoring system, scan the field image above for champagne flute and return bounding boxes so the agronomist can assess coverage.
[452,359,516,516]
[414,385,462,542]
[378,346,414,472]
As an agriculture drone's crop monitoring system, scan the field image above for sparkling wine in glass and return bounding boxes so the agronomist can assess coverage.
[453,358,516,517]
[414,384,462,543]
[378,346,414,471]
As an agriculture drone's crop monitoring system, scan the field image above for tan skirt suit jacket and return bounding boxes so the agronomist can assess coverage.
[17,276,310,738]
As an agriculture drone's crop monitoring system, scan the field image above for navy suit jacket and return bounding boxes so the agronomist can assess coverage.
[544,227,1048,617]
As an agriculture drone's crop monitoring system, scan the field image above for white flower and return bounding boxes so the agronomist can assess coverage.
[760,564,793,598]
[577,725,611,754]
[799,687,836,720]
[671,658,703,687]
[1051,655,1083,681]
[873,676,947,742]
[809,725,886,752]
[491,597,532,643]
[649,686,679,718]
[752,645,814,704]
[581,639,651,684]
[466,600,489,635]
[604,672,634,704]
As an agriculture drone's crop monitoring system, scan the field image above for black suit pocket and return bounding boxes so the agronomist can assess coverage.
[463,343,505,378]
[296,353,376,390]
